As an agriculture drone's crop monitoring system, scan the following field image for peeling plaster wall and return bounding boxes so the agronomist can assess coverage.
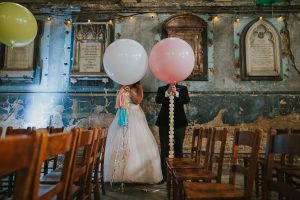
[0,3,300,154]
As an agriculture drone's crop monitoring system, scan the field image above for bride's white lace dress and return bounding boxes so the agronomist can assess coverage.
[104,94,163,184]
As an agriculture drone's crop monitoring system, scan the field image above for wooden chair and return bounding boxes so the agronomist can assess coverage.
[183,128,262,200]
[99,127,108,196]
[166,127,213,200]
[173,128,227,200]
[39,128,95,200]
[82,127,102,200]
[5,126,33,136]
[31,129,79,200]
[0,132,45,200]
[0,127,3,137]
[254,128,291,198]
[88,127,108,200]
[262,128,300,200]
[43,126,64,175]
[2,126,35,196]
[291,128,300,134]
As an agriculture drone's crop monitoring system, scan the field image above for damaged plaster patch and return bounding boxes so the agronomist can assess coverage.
[280,99,287,105]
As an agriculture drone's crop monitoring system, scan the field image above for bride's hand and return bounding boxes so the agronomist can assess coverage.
[122,86,130,92]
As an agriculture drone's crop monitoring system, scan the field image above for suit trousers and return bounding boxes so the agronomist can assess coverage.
[159,126,186,180]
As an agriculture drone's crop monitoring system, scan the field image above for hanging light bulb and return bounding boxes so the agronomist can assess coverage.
[64,19,72,27]
[277,15,284,22]
[46,16,51,22]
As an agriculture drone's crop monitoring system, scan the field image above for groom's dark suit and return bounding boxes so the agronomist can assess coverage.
[155,84,190,180]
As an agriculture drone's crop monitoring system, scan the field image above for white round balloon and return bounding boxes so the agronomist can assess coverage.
[103,39,148,85]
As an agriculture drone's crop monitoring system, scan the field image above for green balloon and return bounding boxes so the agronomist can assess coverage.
[0,2,37,47]
[256,0,281,6]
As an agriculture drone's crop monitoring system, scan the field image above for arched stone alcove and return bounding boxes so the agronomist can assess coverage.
[240,19,282,80]
[162,14,208,81]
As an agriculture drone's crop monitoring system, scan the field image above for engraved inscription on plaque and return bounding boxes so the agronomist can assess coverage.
[72,22,111,78]
[244,20,281,78]
[78,42,102,73]
[4,42,34,70]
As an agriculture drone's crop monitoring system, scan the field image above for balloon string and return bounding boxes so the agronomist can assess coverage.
[168,95,175,158]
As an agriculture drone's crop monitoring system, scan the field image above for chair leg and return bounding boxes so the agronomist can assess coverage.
[167,168,171,200]
[94,178,101,200]
[100,164,106,195]
[255,162,261,198]
[53,157,58,170]
[43,160,49,175]
[277,169,284,200]
[173,177,182,200]
[8,173,14,197]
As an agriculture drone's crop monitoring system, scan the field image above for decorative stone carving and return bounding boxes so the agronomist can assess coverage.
[72,22,109,75]
[241,19,281,80]
[163,14,208,81]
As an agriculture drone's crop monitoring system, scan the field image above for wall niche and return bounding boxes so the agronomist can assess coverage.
[70,21,114,87]
[0,20,43,84]
[240,19,282,81]
[162,14,208,81]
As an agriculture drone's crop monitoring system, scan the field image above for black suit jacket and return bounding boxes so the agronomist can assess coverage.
[155,84,190,128]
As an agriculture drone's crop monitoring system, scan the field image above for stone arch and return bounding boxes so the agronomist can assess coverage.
[240,19,282,80]
[162,14,208,81]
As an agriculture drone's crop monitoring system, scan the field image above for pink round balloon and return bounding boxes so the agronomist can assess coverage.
[149,37,195,84]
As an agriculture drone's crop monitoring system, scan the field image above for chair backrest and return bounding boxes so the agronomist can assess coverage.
[291,128,300,134]
[90,128,104,170]
[5,126,33,136]
[84,127,103,198]
[229,128,261,198]
[276,128,290,135]
[100,127,108,168]
[31,129,79,200]
[190,128,201,159]
[0,132,45,200]
[67,128,95,199]
[208,127,227,183]
[49,126,64,134]
[196,127,213,169]
[264,128,300,199]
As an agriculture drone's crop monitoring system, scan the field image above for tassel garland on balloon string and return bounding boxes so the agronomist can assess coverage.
[111,87,130,191]
[116,87,130,126]
[110,126,129,191]
[168,95,175,158]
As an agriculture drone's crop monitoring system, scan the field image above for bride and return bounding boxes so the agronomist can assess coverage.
[104,81,163,184]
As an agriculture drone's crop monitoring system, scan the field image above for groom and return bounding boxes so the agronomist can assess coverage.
[155,83,190,181]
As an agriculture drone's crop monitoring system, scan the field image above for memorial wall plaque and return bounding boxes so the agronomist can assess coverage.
[71,22,111,78]
[242,19,281,80]
[4,42,34,70]
[247,32,275,75]
[78,42,102,73]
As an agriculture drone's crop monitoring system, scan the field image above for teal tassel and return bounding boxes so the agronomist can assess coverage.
[118,107,128,126]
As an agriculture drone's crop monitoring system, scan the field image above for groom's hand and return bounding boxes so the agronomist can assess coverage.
[168,84,177,95]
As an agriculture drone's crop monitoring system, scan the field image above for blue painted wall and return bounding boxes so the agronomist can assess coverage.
[1,13,300,137]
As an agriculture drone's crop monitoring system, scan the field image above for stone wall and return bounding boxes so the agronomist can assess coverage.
[1,0,300,155]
